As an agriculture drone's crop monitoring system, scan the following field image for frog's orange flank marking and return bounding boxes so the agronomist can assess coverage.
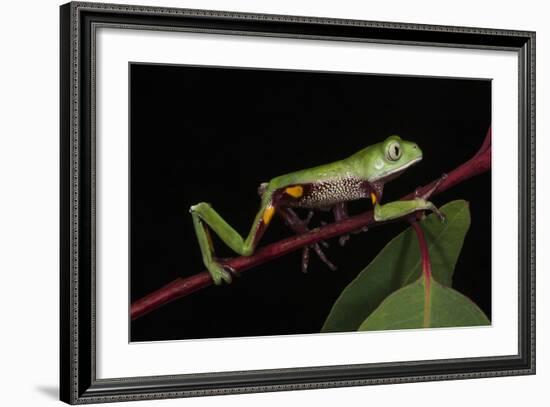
[262,205,275,225]
[285,185,303,198]
[370,192,377,205]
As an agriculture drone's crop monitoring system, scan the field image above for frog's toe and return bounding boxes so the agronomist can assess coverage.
[339,234,350,246]
[220,268,233,284]
[431,205,446,222]
[208,262,233,285]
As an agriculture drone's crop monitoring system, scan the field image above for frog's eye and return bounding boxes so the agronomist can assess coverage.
[386,141,402,161]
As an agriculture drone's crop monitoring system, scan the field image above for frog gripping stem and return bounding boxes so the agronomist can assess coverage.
[278,207,337,273]
[130,128,492,321]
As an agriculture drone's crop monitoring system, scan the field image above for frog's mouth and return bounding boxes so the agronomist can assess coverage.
[369,156,422,183]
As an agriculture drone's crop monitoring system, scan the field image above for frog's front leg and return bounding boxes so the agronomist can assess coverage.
[331,203,369,247]
[373,198,443,222]
[373,174,447,223]
[333,203,351,247]
[190,195,277,285]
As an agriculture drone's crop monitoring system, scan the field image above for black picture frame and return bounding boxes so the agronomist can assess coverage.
[60,2,536,404]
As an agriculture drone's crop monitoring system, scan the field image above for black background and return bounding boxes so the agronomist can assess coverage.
[130,63,491,342]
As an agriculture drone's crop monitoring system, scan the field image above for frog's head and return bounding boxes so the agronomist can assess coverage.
[365,135,423,183]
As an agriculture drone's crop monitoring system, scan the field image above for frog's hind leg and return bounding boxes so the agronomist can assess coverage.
[190,210,234,285]
[190,191,279,285]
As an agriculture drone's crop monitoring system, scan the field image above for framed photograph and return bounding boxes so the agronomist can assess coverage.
[60,1,535,404]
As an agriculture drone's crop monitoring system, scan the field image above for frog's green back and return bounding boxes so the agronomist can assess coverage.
[267,135,422,190]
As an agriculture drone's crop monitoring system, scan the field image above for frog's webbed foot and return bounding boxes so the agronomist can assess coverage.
[432,206,446,222]
[206,260,237,285]
[415,173,448,200]
[301,241,337,274]
[278,207,337,273]
[413,173,448,222]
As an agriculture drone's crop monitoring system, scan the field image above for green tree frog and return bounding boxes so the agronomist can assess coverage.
[190,135,443,285]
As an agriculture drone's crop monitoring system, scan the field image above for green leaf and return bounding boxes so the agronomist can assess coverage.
[358,276,490,330]
[321,200,471,333]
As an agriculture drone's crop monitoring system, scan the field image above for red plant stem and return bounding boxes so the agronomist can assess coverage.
[131,129,491,321]
[410,221,432,328]
[410,222,432,284]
